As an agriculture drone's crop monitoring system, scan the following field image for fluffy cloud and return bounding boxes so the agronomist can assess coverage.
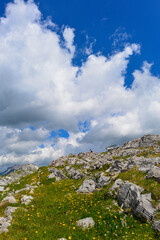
[0,0,160,171]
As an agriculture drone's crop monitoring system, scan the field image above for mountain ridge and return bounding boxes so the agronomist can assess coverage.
[0,134,160,239]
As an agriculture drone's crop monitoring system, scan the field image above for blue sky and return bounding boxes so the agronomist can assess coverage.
[31,0,160,82]
[0,0,160,170]
[1,0,160,84]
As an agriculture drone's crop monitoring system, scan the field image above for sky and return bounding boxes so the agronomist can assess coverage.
[0,0,160,171]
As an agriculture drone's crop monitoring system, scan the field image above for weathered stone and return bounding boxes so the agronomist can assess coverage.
[21,195,34,205]
[47,173,56,179]
[48,168,66,180]
[1,195,17,204]
[117,181,156,221]
[123,134,160,149]
[4,207,18,217]
[127,156,160,172]
[109,179,124,195]
[96,173,110,188]
[109,160,128,172]
[152,220,160,232]
[77,179,96,193]
[0,187,4,192]
[68,168,85,180]
[146,166,160,183]
[76,217,95,229]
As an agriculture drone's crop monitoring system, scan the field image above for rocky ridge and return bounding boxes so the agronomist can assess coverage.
[51,134,160,232]
[0,134,160,237]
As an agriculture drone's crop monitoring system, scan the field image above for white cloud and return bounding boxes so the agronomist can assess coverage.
[0,0,160,170]
[63,26,75,56]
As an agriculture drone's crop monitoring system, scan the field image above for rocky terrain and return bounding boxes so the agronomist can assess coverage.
[0,134,160,239]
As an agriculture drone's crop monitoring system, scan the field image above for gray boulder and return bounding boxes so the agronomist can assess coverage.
[1,195,17,204]
[4,206,18,218]
[96,173,110,188]
[48,168,66,180]
[0,206,18,233]
[47,173,56,179]
[152,220,160,232]
[109,179,124,195]
[127,156,160,172]
[0,187,4,192]
[21,195,34,205]
[0,219,10,233]
[0,179,7,186]
[77,179,96,193]
[146,166,160,183]
[76,217,95,229]
[110,160,128,172]
[117,181,156,221]
[68,168,85,180]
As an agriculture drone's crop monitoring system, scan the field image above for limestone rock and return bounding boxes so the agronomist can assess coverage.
[123,134,160,149]
[77,179,96,193]
[47,173,56,179]
[146,166,160,183]
[21,195,34,205]
[109,160,128,172]
[76,217,95,229]
[96,173,110,188]
[127,156,160,172]
[152,220,160,232]
[109,179,124,195]
[4,207,18,217]
[0,206,18,233]
[48,168,66,180]
[68,168,85,180]
[117,181,156,221]
[0,187,4,192]
[1,195,17,204]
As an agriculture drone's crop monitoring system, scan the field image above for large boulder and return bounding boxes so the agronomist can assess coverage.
[48,168,66,180]
[0,187,4,192]
[77,179,96,193]
[109,179,124,195]
[111,180,156,221]
[1,195,17,204]
[96,173,110,188]
[76,217,95,229]
[127,156,160,172]
[68,168,85,180]
[109,160,128,172]
[0,217,10,233]
[20,195,34,205]
[0,206,18,233]
[152,220,160,232]
[146,166,160,183]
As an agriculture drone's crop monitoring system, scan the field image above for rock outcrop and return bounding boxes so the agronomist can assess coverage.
[77,179,96,193]
[111,179,156,222]
[76,217,95,229]
[146,166,160,183]
[123,134,160,149]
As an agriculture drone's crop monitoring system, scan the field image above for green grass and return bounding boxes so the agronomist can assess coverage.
[0,166,159,240]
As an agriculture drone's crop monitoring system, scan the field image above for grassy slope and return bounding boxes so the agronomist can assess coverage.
[0,166,159,240]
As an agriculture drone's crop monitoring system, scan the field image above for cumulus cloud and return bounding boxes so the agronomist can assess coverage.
[0,0,160,171]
